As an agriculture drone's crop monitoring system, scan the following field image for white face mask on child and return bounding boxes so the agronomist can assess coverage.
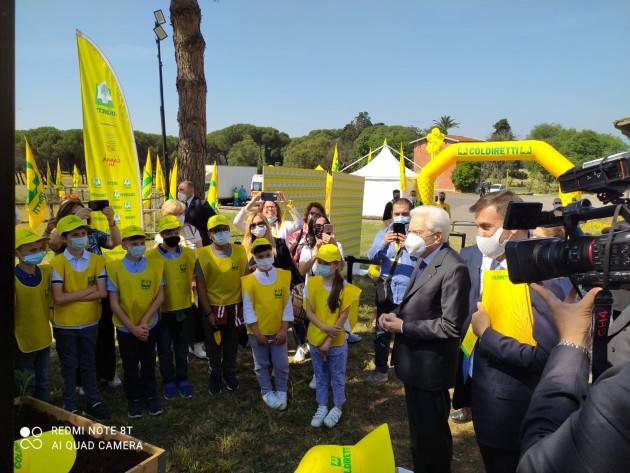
[254,256,274,271]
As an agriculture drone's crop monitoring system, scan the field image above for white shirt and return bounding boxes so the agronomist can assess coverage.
[154,223,201,250]
[242,266,294,326]
[233,206,304,241]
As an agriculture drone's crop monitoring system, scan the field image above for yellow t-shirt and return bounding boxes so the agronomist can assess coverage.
[197,244,248,306]
[241,269,291,335]
[147,246,196,312]
[305,275,361,347]
[436,201,451,217]
[14,265,52,353]
[50,252,105,327]
[106,258,164,327]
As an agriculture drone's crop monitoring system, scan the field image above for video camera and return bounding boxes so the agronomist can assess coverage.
[503,151,630,287]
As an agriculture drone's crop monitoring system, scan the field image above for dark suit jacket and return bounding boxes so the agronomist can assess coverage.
[459,245,567,450]
[518,343,630,473]
[608,302,630,367]
[391,244,471,390]
[185,196,216,247]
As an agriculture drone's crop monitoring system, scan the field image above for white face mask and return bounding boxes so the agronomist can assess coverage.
[177,215,185,225]
[177,191,188,203]
[212,231,231,245]
[476,227,511,259]
[251,225,267,238]
[254,256,274,271]
[404,232,427,257]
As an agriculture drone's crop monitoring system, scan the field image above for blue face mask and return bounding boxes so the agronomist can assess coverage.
[70,236,88,250]
[128,245,146,258]
[393,215,410,225]
[212,231,231,245]
[314,263,332,277]
[23,251,46,265]
[266,215,278,225]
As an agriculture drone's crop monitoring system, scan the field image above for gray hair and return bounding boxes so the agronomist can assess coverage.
[410,205,451,242]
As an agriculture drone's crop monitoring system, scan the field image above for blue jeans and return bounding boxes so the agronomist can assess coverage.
[15,345,50,402]
[157,310,193,384]
[54,325,101,410]
[309,342,348,407]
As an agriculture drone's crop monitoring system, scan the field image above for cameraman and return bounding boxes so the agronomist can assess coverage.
[518,285,630,473]
[366,198,417,383]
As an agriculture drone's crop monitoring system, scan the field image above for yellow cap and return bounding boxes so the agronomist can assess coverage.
[294,424,395,473]
[317,244,342,263]
[251,238,272,251]
[15,228,48,249]
[56,215,89,235]
[121,225,147,239]
[157,215,182,233]
[207,214,230,230]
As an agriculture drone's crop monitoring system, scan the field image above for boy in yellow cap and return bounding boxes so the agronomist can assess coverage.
[14,228,52,401]
[305,244,361,428]
[241,238,293,410]
[50,215,109,421]
[147,215,197,400]
[107,225,165,418]
[195,214,249,394]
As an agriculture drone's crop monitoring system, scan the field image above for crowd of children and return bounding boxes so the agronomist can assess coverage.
[14,206,361,428]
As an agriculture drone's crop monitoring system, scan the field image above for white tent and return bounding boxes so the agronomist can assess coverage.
[351,145,418,217]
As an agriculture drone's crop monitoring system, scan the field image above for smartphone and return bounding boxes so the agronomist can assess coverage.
[392,222,406,235]
[261,192,277,202]
[87,200,109,211]
[323,224,333,235]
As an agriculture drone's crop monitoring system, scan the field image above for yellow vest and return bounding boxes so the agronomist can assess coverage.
[305,276,361,347]
[147,247,196,312]
[197,244,248,306]
[50,252,105,327]
[241,269,291,335]
[14,265,52,353]
[106,258,164,327]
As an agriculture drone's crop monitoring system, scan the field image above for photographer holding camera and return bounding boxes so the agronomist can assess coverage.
[517,284,630,473]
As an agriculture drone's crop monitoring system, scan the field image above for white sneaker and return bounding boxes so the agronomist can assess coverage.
[310,405,329,427]
[189,343,207,359]
[308,374,317,390]
[324,406,343,428]
[108,373,122,388]
[275,391,287,411]
[262,392,281,409]
[293,345,309,363]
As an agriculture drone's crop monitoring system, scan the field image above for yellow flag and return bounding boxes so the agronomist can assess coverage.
[24,137,48,229]
[155,154,166,196]
[399,143,406,192]
[367,147,373,163]
[208,161,219,209]
[169,157,178,200]
[142,149,153,209]
[46,162,53,191]
[331,144,340,172]
[77,30,143,229]
[325,173,333,214]
[72,164,81,189]
[56,159,64,198]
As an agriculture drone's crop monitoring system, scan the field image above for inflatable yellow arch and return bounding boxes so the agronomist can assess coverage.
[417,140,579,205]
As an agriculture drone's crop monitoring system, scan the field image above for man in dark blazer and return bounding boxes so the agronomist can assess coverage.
[379,205,471,473]
[457,191,569,473]
[518,286,630,473]
[177,180,216,246]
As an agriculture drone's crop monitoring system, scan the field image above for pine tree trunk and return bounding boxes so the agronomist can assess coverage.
[170,0,207,198]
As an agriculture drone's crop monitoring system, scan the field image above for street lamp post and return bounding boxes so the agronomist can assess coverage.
[153,10,169,192]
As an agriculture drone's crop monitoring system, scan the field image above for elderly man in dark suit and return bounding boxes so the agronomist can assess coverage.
[455,191,570,473]
[177,180,216,246]
[379,205,471,473]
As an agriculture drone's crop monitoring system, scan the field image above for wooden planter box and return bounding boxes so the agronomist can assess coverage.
[15,396,166,473]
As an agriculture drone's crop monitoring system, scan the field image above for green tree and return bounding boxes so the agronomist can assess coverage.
[207,124,290,166]
[452,162,481,192]
[340,111,373,143]
[432,116,459,135]
[227,136,261,167]
[482,118,518,181]
[353,125,421,160]
[283,133,337,169]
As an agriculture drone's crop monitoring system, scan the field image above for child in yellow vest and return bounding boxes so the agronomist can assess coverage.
[196,214,248,394]
[305,244,361,428]
[241,238,293,410]
[147,215,197,400]
[50,215,109,421]
[107,225,165,418]
[14,228,53,401]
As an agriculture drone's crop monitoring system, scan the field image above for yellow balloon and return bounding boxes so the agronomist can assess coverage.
[431,127,441,137]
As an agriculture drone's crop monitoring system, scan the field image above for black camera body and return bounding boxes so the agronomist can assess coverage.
[503,151,630,287]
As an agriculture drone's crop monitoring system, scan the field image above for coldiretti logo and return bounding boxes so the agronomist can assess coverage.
[329,447,352,471]
[95,81,116,117]
[457,145,533,157]
[179,264,187,273]
[274,289,282,299]
[141,280,152,290]
[232,263,240,271]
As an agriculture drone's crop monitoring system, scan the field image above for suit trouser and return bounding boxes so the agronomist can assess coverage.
[374,300,396,373]
[478,444,519,473]
[404,385,452,473]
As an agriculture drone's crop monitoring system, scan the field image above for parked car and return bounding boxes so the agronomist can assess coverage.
[489,183,506,192]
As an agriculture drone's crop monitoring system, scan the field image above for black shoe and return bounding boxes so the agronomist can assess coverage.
[208,371,222,395]
[128,399,143,419]
[85,401,110,422]
[147,397,163,416]
[223,373,239,392]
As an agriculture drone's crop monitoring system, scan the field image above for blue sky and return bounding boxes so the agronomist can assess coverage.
[16,0,630,140]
